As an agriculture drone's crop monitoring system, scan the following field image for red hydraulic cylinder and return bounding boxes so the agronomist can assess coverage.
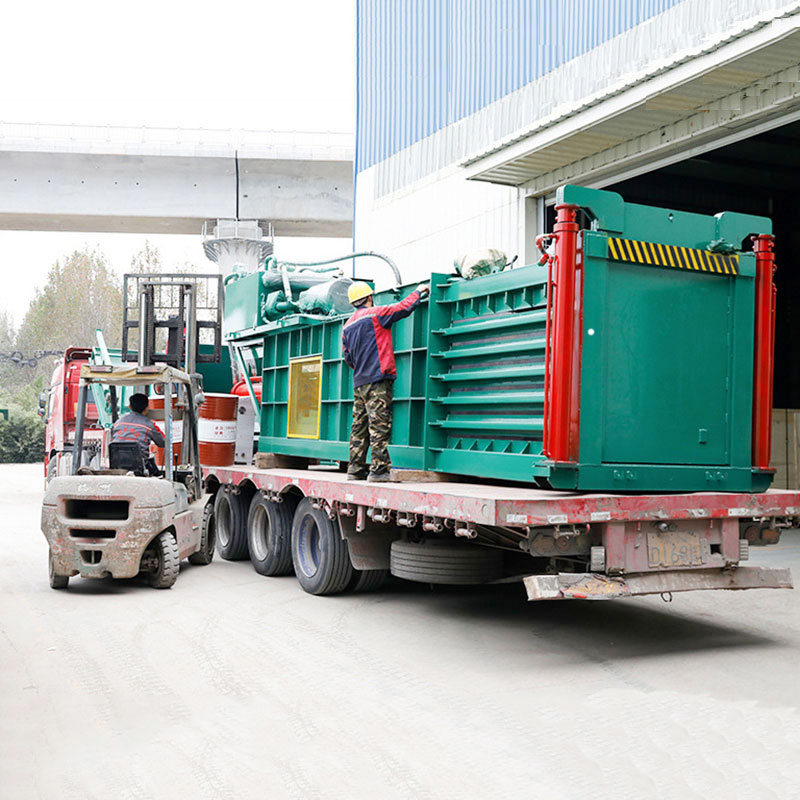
[751,234,777,471]
[545,203,581,464]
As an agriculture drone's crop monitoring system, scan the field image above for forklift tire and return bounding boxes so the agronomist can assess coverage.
[348,569,388,593]
[214,486,249,561]
[188,499,216,566]
[247,493,295,576]
[148,532,180,589]
[291,498,353,596]
[48,552,69,590]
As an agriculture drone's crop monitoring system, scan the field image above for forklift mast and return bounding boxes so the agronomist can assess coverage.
[121,273,224,372]
[118,273,223,478]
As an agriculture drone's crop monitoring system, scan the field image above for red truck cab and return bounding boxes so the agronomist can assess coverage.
[42,348,104,482]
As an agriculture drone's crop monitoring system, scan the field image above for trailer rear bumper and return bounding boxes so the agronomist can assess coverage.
[523,566,793,601]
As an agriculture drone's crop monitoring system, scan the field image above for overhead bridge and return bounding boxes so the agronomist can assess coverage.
[0,123,354,237]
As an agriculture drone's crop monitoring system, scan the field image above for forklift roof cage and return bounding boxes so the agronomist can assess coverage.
[72,364,203,489]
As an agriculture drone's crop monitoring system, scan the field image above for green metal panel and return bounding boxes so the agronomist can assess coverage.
[223,272,264,335]
[250,285,429,466]
[197,346,232,393]
[223,184,774,493]
[423,266,548,479]
[596,258,733,465]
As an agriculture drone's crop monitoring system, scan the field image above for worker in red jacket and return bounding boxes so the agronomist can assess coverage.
[342,281,429,481]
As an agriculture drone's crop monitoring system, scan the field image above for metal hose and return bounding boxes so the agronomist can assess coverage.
[276,251,403,288]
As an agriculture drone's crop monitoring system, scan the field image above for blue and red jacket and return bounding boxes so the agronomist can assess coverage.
[342,290,422,387]
[111,410,165,458]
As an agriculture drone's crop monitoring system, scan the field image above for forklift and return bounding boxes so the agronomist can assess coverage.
[40,276,220,589]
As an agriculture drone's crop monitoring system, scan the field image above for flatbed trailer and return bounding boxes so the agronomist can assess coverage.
[202,464,795,601]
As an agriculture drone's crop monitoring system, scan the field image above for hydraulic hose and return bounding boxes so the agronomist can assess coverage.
[276,251,403,288]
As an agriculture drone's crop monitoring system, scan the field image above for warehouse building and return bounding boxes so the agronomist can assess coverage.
[354,0,800,483]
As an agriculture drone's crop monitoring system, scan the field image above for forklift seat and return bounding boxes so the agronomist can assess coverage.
[109,442,146,476]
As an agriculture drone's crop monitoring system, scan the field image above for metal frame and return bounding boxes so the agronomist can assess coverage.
[286,355,323,440]
[122,273,224,368]
[204,464,800,530]
[73,365,202,491]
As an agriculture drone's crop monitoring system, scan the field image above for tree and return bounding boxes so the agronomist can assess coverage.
[0,411,44,463]
[129,240,165,275]
[128,241,215,321]
[0,309,45,463]
[12,247,122,394]
[17,246,123,355]
[0,309,17,391]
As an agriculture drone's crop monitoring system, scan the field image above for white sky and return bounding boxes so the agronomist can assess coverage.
[0,0,356,328]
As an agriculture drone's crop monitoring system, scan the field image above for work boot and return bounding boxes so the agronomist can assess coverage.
[347,472,368,481]
[367,470,394,483]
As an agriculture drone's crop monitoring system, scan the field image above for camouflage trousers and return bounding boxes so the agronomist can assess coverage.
[348,380,393,476]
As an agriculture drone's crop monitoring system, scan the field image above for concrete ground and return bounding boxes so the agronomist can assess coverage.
[2,463,800,800]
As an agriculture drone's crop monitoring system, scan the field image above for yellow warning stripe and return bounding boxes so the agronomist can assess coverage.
[608,237,739,276]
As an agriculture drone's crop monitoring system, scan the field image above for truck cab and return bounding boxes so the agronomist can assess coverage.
[41,348,104,482]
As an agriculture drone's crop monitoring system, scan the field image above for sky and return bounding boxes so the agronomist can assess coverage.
[0,0,356,329]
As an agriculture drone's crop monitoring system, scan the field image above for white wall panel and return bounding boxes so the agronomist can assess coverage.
[354,166,523,287]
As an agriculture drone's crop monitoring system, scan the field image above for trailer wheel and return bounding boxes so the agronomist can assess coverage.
[348,569,388,593]
[247,493,296,576]
[390,540,503,585]
[188,499,216,566]
[48,552,69,590]
[214,486,249,561]
[148,532,180,589]
[291,498,352,595]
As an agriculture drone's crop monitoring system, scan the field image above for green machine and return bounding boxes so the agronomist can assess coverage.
[226,185,777,493]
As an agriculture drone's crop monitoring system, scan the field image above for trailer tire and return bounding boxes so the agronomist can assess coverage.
[48,552,69,590]
[390,540,502,585]
[348,569,389,593]
[148,532,180,589]
[188,499,216,566]
[247,493,295,576]
[214,486,249,561]
[291,498,352,595]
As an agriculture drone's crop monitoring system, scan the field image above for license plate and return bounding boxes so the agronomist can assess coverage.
[647,531,705,568]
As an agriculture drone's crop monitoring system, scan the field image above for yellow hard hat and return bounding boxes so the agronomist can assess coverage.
[347,281,374,306]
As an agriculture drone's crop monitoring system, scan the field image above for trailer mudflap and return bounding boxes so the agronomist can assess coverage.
[523,566,793,601]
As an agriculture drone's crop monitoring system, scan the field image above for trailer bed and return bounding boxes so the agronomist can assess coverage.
[202,465,795,600]
[204,465,800,527]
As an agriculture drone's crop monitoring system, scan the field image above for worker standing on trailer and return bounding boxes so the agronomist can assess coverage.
[342,282,429,482]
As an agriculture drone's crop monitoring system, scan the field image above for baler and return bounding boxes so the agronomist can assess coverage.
[224,184,776,494]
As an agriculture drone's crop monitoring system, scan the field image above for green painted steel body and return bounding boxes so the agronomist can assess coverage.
[226,185,773,493]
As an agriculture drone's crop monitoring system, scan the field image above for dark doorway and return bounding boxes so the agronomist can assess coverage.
[607,120,800,408]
